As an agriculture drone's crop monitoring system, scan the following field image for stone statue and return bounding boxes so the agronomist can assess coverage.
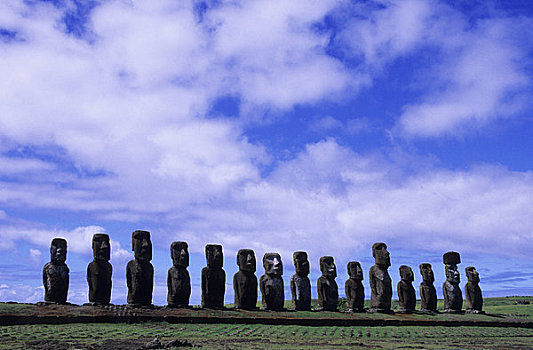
[43,238,69,304]
[443,251,462,313]
[167,241,191,308]
[233,249,258,310]
[87,233,112,305]
[260,252,284,311]
[465,266,484,314]
[317,256,338,311]
[419,263,437,312]
[369,242,392,313]
[345,261,364,312]
[201,244,225,309]
[290,251,311,311]
[126,230,153,307]
[397,265,416,313]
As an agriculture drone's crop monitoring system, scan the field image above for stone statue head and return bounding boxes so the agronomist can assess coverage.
[206,244,223,268]
[132,230,152,262]
[50,238,67,264]
[171,241,189,268]
[372,242,390,267]
[263,253,283,277]
[92,233,110,262]
[347,261,363,280]
[293,251,309,277]
[465,266,479,284]
[419,263,434,283]
[320,256,337,279]
[445,264,460,284]
[399,265,414,282]
[237,249,256,272]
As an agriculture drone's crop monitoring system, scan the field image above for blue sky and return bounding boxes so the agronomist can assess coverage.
[0,0,532,305]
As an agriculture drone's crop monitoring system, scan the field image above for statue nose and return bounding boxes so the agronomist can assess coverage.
[101,241,109,248]
[142,239,149,247]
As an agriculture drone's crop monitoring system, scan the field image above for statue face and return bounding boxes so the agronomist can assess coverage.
[263,253,283,277]
[372,242,390,267]
[206,244,223,268]
[92,234,110,262]
[419,263,434,283]
[399,265,414,282]
[348,261,363,280]
[293,251,309,277]
[465,267,479,283]
[50,238,67,263]
[445,264,460,284]
[237,249,256,272]
[320,256,336,279]
[132,230,152,262]
[171,242,189,267]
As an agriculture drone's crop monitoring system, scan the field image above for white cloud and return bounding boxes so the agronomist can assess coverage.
[29,248,42,263]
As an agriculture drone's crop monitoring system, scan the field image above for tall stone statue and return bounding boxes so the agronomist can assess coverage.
[260,252,284,311]
[290,251,311,311]
[126,230,153,307]
[233,249,258,310]
[317,256,338,311]
[345,261,364,312]
[167,241,191,308]
[419,263,437,312]
[201,244,225,309]
[465,266,483,314]
[43,238,69,304]
[443,251,462,313]
[369,242,392,313]
[87,233,112,305]
[397,265,416,313]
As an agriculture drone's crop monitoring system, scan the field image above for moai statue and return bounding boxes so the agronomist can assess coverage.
[397,265,416,313]
[290,251,311,311]
[345,261,365,312]
[167,241,191,308]
[419,263,437,312]
[465,266,484,314]
[369,242,392,313]
[260,253,284,311]
[87,234,112,305]
[233,249,258,310]
[43,238,69,304]
[443,251,462,313]
[126,230,154,307]
[317,256,338,311]
[201,244,225,309]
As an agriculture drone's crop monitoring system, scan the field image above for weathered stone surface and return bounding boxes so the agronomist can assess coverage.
[233,249,258,310]
[419,263,437,312]
[167,241,191,308]
[345,261,364,312]
[87,233,112,305]
[201,244,225,309]
[317,256,338,311]
[397,265,416,313]
[465,266,484,314]
[126,230,154,307]
[260,253,284,311]
[443,251,462,313]
[290,251,311,311]
[43,238,69,304]
[369,242,392,313]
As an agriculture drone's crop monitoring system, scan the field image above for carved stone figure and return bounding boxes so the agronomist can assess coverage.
[397,265,416,313]
[443,251,462,313]
[465,266,484,314]
[126,230,153,307]
[369,242,392,313]
[87,233,112,305]
[290,251,311,311]
[345,261,364,312]
[419,263,437,312]
[260,252,284,311]
[167,241,191,308]
[43,238,69,304]
[233,249,258,310]
[201,244,225,309]
[317,256,338,311]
